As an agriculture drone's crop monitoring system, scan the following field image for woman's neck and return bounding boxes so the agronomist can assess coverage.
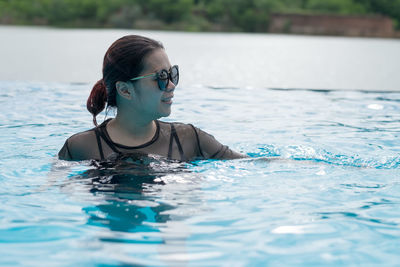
[107,112,156,147]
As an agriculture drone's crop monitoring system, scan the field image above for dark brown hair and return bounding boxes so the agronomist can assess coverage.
[87,35,164,126]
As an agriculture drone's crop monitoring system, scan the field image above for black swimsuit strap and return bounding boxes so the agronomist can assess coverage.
[189,124,204,158]
[210,145,227,159]
[98,123,120,154]
[168,124,185,160]
[168,125,174,159]
[172,125,185,161]
[94,127,105,160]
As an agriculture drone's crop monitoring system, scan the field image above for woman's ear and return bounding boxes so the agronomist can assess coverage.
[115,81,132,100]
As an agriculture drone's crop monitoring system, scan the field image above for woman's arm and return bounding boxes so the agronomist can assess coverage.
[190,125,248,160]
[58,139,73,160]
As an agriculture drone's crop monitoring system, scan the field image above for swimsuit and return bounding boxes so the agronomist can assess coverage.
[59,119,244,161]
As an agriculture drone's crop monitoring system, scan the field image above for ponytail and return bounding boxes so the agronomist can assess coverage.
[87,79,107,126]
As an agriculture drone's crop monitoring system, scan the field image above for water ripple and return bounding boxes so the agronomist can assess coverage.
[1,81,400,266]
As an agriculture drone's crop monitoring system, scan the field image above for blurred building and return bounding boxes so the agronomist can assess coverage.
[269,13,396,38]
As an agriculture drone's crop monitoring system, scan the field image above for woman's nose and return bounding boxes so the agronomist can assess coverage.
[166,80,176,92]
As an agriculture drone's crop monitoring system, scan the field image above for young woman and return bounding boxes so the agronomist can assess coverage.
[59,35,246,162]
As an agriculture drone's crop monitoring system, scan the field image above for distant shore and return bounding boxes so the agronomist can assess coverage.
[1,0,400,38]
[1,13,399,39]
[269,13,400,39]
[1,15,399,39]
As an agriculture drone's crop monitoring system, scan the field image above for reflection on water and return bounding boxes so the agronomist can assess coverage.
[69,153,188,232]
[63,153,202,265]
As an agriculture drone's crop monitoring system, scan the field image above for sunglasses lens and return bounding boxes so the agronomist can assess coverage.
[157,79,168,90]
[157,70,169,90]
[171,66,179,86]
[156,66,179,91]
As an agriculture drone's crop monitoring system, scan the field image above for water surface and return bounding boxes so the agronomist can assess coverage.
[1,25,400,90]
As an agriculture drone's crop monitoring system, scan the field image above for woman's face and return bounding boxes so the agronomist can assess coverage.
[130,48,176,120]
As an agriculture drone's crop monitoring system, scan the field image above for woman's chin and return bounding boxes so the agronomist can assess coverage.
[158,107,171,118]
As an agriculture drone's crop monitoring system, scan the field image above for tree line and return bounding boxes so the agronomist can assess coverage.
[1,0,399,32]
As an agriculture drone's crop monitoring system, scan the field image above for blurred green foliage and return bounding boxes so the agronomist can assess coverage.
[1,0,399,31]
[306,0,367,14]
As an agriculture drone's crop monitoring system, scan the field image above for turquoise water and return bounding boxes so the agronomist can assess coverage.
[1,80,399,266]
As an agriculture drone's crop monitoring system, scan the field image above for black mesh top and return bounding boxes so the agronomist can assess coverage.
[58,119,245,161]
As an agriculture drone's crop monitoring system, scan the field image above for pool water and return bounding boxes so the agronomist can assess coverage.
[1,80,400,266]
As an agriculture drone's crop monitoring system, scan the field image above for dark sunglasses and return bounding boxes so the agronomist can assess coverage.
[130,65,179,91]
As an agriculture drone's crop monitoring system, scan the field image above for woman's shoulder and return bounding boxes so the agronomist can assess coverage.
[157,120,198,136]
[159,121,247,159]
[67,128,97,144]
[158,121,196,131]
[157,120,194,128]
[58,128,98,160]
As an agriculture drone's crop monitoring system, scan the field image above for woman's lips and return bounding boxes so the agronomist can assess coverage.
[161,94,174,104]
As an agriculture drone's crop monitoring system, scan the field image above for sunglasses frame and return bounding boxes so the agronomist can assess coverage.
[130,65,179,91]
